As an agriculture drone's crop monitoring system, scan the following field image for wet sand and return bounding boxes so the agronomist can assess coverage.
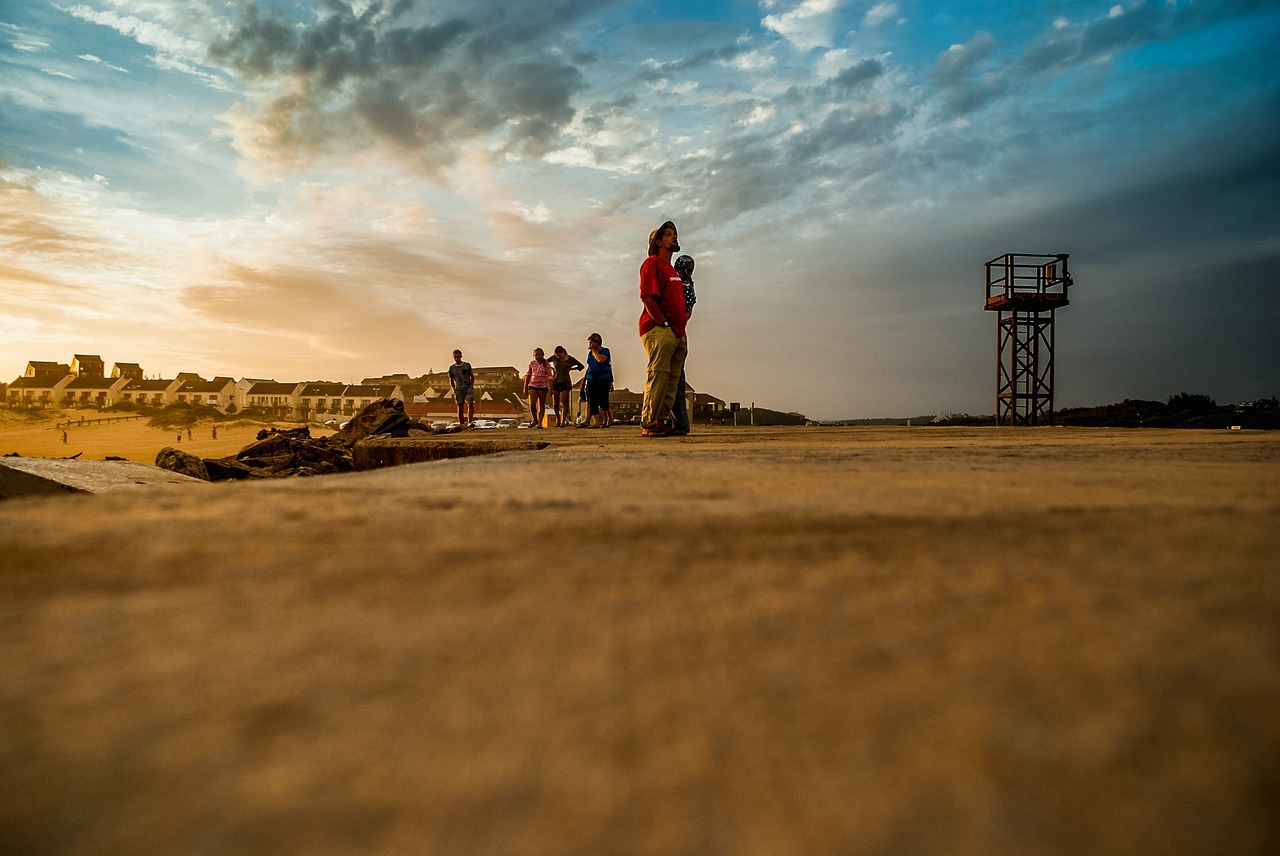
[1,425,1277,855]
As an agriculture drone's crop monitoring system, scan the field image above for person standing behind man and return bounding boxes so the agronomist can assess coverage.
[449,349,475,427]
[670,254,697,435]
[638,220,689,438]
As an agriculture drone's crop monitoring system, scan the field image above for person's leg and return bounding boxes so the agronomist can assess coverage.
[466,393,474,425]
[660,336,688,424]
[671,369,689,433]
[586,382,601,427]
[534,389,547,426]
[641,327,677,429]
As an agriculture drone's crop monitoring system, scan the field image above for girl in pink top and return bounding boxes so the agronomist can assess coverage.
[524,348,553,428]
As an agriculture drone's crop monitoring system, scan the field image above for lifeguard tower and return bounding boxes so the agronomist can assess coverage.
[983,253,1072,426]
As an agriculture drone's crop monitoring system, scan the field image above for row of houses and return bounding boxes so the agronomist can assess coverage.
[3,355,403,420]
[3,354,732,425]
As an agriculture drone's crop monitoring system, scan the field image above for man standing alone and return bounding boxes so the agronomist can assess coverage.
[449,349,475,427]
[638,220,689,437]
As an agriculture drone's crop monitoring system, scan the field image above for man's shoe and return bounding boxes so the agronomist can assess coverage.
[641,424,670,438]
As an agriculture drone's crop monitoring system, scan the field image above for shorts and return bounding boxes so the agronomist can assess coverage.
[586,378,612,414]
[454,387,474,403]
[552,380,572,392]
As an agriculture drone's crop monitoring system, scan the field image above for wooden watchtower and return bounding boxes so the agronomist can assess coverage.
[983,253,1072,426]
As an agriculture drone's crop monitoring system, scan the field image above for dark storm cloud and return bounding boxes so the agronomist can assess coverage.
[208,0,596,168]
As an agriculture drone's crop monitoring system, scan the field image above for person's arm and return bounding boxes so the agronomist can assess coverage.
[571,356,584,371]
[640,294,667,325]
[639,258,669,326]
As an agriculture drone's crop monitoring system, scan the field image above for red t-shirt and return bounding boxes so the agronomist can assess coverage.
[638,255,689,337]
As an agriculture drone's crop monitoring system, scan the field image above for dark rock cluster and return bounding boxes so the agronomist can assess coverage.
[155,398,432,482]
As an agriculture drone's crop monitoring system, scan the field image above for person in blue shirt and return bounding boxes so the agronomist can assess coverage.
[583,332,613,428]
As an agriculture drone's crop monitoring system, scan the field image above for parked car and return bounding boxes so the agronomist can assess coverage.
[471,419,498,430]
[497,418,519,429]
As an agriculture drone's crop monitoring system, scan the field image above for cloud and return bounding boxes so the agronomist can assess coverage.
[206,0,591,174]
[58,3,214,68]
[78,53,130,73]
[5,23,51,53]
[863,3,900,27]
[829,58,885,93]
[932,31,1005,116]
[1020,0,1272,76]
[762,0,843,50]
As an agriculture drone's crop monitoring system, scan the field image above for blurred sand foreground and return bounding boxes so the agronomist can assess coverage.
[1,425,1277,856]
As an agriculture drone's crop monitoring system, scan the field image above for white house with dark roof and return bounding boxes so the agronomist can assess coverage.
[342,383,403,415]
[298,382,348,420]
[6,373,74,408]
[176,376,237,410]
[245,381,303,418]
[120,378,181,407]
[63,375,129,408]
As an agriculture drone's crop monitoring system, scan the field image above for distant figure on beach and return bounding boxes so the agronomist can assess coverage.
[61,430,67,444]
[524,348,552,428]
[211,427,218,440]
[671,254,697,435]
[186,427,192,441]
[584,333,613,428]
[638,220,689,437]
[449,349,475,427]
[547,346,584,427]
[176,432,181,443]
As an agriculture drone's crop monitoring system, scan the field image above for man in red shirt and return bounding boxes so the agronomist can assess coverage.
[638,220,689,437]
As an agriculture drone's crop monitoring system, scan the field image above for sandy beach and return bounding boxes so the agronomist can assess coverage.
[1,423,1277,855]
[0,408,337,463]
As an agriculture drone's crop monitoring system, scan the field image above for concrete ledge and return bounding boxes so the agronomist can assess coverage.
[0,456,207,498]
[352,437,550,471]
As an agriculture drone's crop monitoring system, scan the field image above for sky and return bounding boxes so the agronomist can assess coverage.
[1,0,1277,420]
